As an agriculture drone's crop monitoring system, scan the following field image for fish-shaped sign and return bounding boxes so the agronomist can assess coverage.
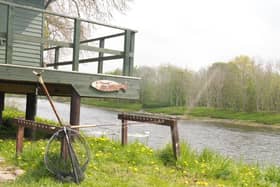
[91,80,128,92]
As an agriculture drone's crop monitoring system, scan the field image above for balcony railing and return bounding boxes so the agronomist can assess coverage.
[0,0,136,76]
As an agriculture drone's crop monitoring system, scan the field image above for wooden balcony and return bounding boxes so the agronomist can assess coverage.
[0,0,140,100]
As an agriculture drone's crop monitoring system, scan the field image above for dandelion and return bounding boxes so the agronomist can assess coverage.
[154,167,160,171]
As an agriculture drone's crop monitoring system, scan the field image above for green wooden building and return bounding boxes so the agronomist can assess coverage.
[0,0,140,125]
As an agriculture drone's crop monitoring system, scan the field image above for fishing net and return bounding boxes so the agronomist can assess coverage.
[44,127,91,183]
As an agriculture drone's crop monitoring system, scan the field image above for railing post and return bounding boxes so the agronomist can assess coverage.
[128,32,135,76]
[54,47,60,70]
[6,5,14,64]
[122,30,131,76]
[72,18,81,71]
[98,39,105,73]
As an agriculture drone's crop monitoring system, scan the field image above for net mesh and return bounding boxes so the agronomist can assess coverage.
[44,127,90,183]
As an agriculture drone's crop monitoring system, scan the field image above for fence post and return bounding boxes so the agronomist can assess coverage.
[121,119,128,145]
[16,126,24,156]
[170,120,180,160]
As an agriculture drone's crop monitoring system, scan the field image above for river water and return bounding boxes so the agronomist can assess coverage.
[6,97,280,166]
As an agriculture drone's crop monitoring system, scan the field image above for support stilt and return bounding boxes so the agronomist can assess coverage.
[70,91,80,126]
[25,93,37,137]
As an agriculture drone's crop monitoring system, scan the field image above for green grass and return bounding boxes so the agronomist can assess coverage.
[80,98,280,125]
[82,98,142,112]
[189,107,280,125]
[1,108,280,186]
[145,106,187,115]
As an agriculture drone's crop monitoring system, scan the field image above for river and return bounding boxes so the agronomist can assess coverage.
[6,97,280,166]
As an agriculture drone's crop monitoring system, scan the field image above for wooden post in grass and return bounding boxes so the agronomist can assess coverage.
[16,125,24,155]
[121,119,128,145]
[0,92,4,125]
[170,120,180,160]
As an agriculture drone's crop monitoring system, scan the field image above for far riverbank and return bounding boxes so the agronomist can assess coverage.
[82,98,280,128]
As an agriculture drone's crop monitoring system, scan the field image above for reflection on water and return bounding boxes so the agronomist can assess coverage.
[6,97,280,166]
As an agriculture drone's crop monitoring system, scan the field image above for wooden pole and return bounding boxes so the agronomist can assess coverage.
[170,121,180,160]
[121,119,128,145]
[0,92,4,125]
[16,125,24,156]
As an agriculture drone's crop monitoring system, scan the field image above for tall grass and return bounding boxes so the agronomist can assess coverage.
[1,108,280,186]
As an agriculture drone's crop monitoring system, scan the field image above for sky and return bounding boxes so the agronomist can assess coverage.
[109,0,280,71]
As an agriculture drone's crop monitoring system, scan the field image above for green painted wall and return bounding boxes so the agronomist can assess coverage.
[0,4,7,64]
[0,0,44,66]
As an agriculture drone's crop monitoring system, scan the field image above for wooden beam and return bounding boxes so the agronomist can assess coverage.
[0,64,141,100]
[46,55,123,67]
[0,82,35,94]
[80,32,125,44]
[70,91,80,126]
[14,34,123,55]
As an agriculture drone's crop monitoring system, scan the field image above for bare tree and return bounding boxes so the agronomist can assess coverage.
[44,0,132,21]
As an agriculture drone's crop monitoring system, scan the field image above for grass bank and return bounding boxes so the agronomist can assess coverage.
[146,107,280,125]
[1,108,280,186]
[82,98,142,112]
[80,98,280,125]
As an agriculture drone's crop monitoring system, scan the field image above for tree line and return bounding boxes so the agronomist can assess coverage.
[129,55,280,112]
